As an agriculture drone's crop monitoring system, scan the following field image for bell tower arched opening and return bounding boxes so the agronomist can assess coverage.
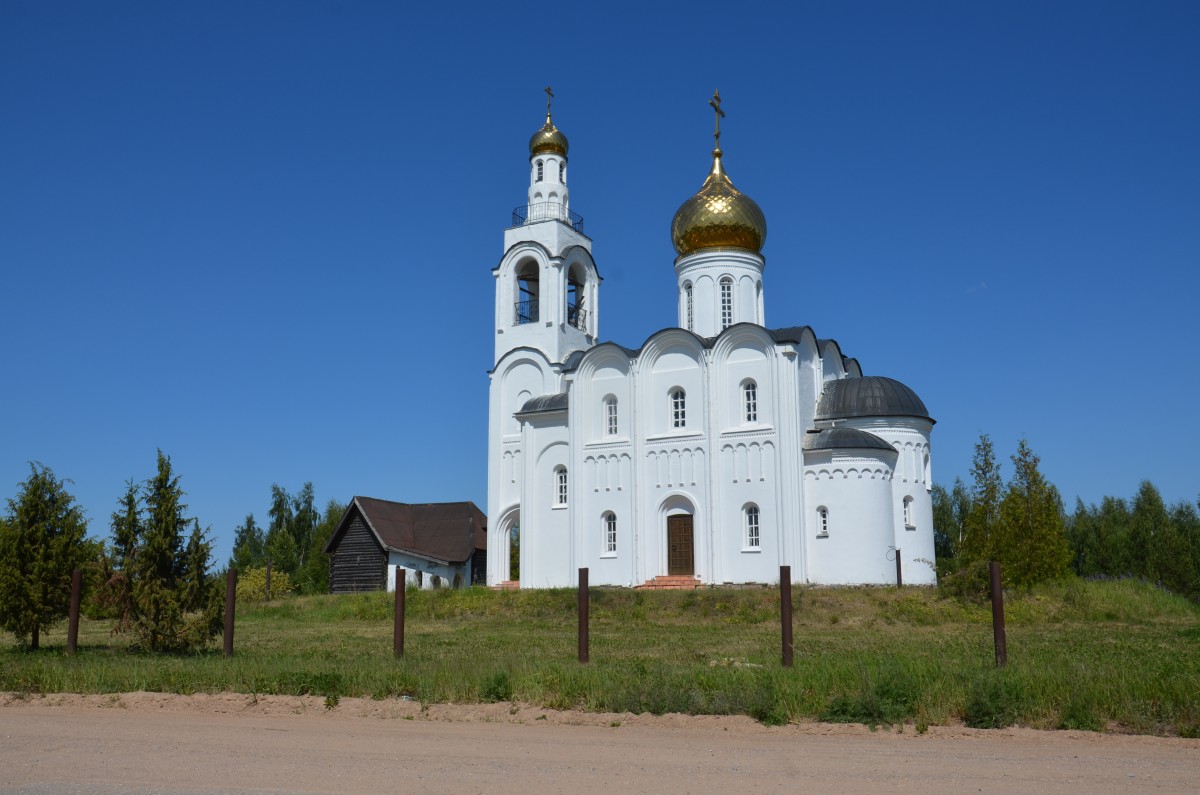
[515,261,540,324]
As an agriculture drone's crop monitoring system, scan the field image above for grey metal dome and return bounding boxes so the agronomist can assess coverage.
[815,376,932,422]
[803,427,896,452]
[518,392,569,414]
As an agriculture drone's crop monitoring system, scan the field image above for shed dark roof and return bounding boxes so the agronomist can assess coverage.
[518,392,569,414]
[815,376,933,422]
[803,427,896,453]
[324,497,486,564]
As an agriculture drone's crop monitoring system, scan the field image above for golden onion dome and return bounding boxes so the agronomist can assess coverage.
[671,149,767,257]
[529,114,569,158]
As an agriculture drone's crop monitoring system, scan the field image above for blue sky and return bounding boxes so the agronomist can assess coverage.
[2,1,1198,563]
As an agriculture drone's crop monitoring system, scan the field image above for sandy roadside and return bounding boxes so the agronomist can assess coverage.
[2,692,1197,794]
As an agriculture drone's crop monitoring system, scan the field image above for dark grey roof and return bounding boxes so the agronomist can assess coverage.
[324,497,486,563]
[561,324,854,373]
[803,427,896,453]
[815,376,933,422]
[519,392,569,414]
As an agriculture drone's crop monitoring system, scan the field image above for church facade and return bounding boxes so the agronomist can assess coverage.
[487,94,936,589]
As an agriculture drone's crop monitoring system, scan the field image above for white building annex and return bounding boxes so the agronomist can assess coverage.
[487,90,936,589]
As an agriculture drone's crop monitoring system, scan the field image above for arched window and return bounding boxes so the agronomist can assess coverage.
[670,388,686,429]
[603,512,617,554]
[817,507,829,537]
[744,505,760,548]
[683,282,694,331]
[559,162,565,182]
[554,466,568,506]
[743,380,758,423]
[604,396,618,436]
[720,277,734,330]
[903,496,914,528]
[536,160,544,182]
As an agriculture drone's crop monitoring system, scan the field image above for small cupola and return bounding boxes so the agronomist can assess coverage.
[529,87,569,158]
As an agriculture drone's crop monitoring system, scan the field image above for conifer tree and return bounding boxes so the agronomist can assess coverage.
[180,519,213,613]
[230,513,264,572]
[0,463,90,649]
[1129,481,1169,581]
[995,439,1070,586]
[114,451,218,652]
[98,479,142,628]
[960,434,1003,565]
[110,479,140,567]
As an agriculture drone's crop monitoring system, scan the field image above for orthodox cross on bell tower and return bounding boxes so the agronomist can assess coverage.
[709,89,725,155]
[544,85,554,120]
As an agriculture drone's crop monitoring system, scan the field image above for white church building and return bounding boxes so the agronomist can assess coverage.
[487,93,937,589]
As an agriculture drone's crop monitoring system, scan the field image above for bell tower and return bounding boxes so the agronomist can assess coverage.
[493,88,600,366]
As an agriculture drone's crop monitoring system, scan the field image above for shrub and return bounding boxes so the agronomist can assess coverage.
[236,567,295,601]
[964,671,1027,729]
[481,670,513,702]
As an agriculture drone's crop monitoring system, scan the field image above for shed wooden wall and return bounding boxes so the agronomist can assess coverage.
[329,514,386,593]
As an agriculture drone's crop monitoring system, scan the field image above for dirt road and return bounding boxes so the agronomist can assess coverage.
[1,692,1196,794]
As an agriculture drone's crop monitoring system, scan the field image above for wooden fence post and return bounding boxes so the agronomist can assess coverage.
[990,561,1007,667]
[224,568,237,658]
[578,567,589,664]
[780,565,793,668]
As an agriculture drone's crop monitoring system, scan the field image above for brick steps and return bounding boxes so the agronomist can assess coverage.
[637,575,701,590]
[493,580,521,590]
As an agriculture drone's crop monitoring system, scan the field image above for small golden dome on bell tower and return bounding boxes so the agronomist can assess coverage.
[529,85,569,158]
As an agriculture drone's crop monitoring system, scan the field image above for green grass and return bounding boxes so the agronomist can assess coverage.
[2,579,1197,735]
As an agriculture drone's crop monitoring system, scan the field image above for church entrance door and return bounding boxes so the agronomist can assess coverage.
[667,515,694,576]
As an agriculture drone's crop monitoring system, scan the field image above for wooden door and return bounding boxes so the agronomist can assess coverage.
[667,515,694,576]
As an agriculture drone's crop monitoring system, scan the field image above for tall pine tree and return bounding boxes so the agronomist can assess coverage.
[230,513,265,572]
[0,463,91,649]
[115,451,219,652]
[960,434,1003,565]
[995,439,1070,586]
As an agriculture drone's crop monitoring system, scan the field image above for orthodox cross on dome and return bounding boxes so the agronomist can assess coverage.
[544,85,554,120]
[709,89,725,153]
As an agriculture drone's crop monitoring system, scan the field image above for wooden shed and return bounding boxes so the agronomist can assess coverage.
[323,497,487,593]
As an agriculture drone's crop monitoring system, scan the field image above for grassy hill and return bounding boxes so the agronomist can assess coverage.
[2,579,1197,735]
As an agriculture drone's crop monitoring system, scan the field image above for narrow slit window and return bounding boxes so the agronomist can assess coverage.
[745,505,760,548]
[605,396,618,436]
[743,381,758,423]
[604,512,617,554]
[536,160,544,182]
[684,282,694,331]
[817,507,829,537]
[555,466,568,506]
[720,277,733,330]
[559,162,565,182]
[671,389,686,429]
[903,496,914,528]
